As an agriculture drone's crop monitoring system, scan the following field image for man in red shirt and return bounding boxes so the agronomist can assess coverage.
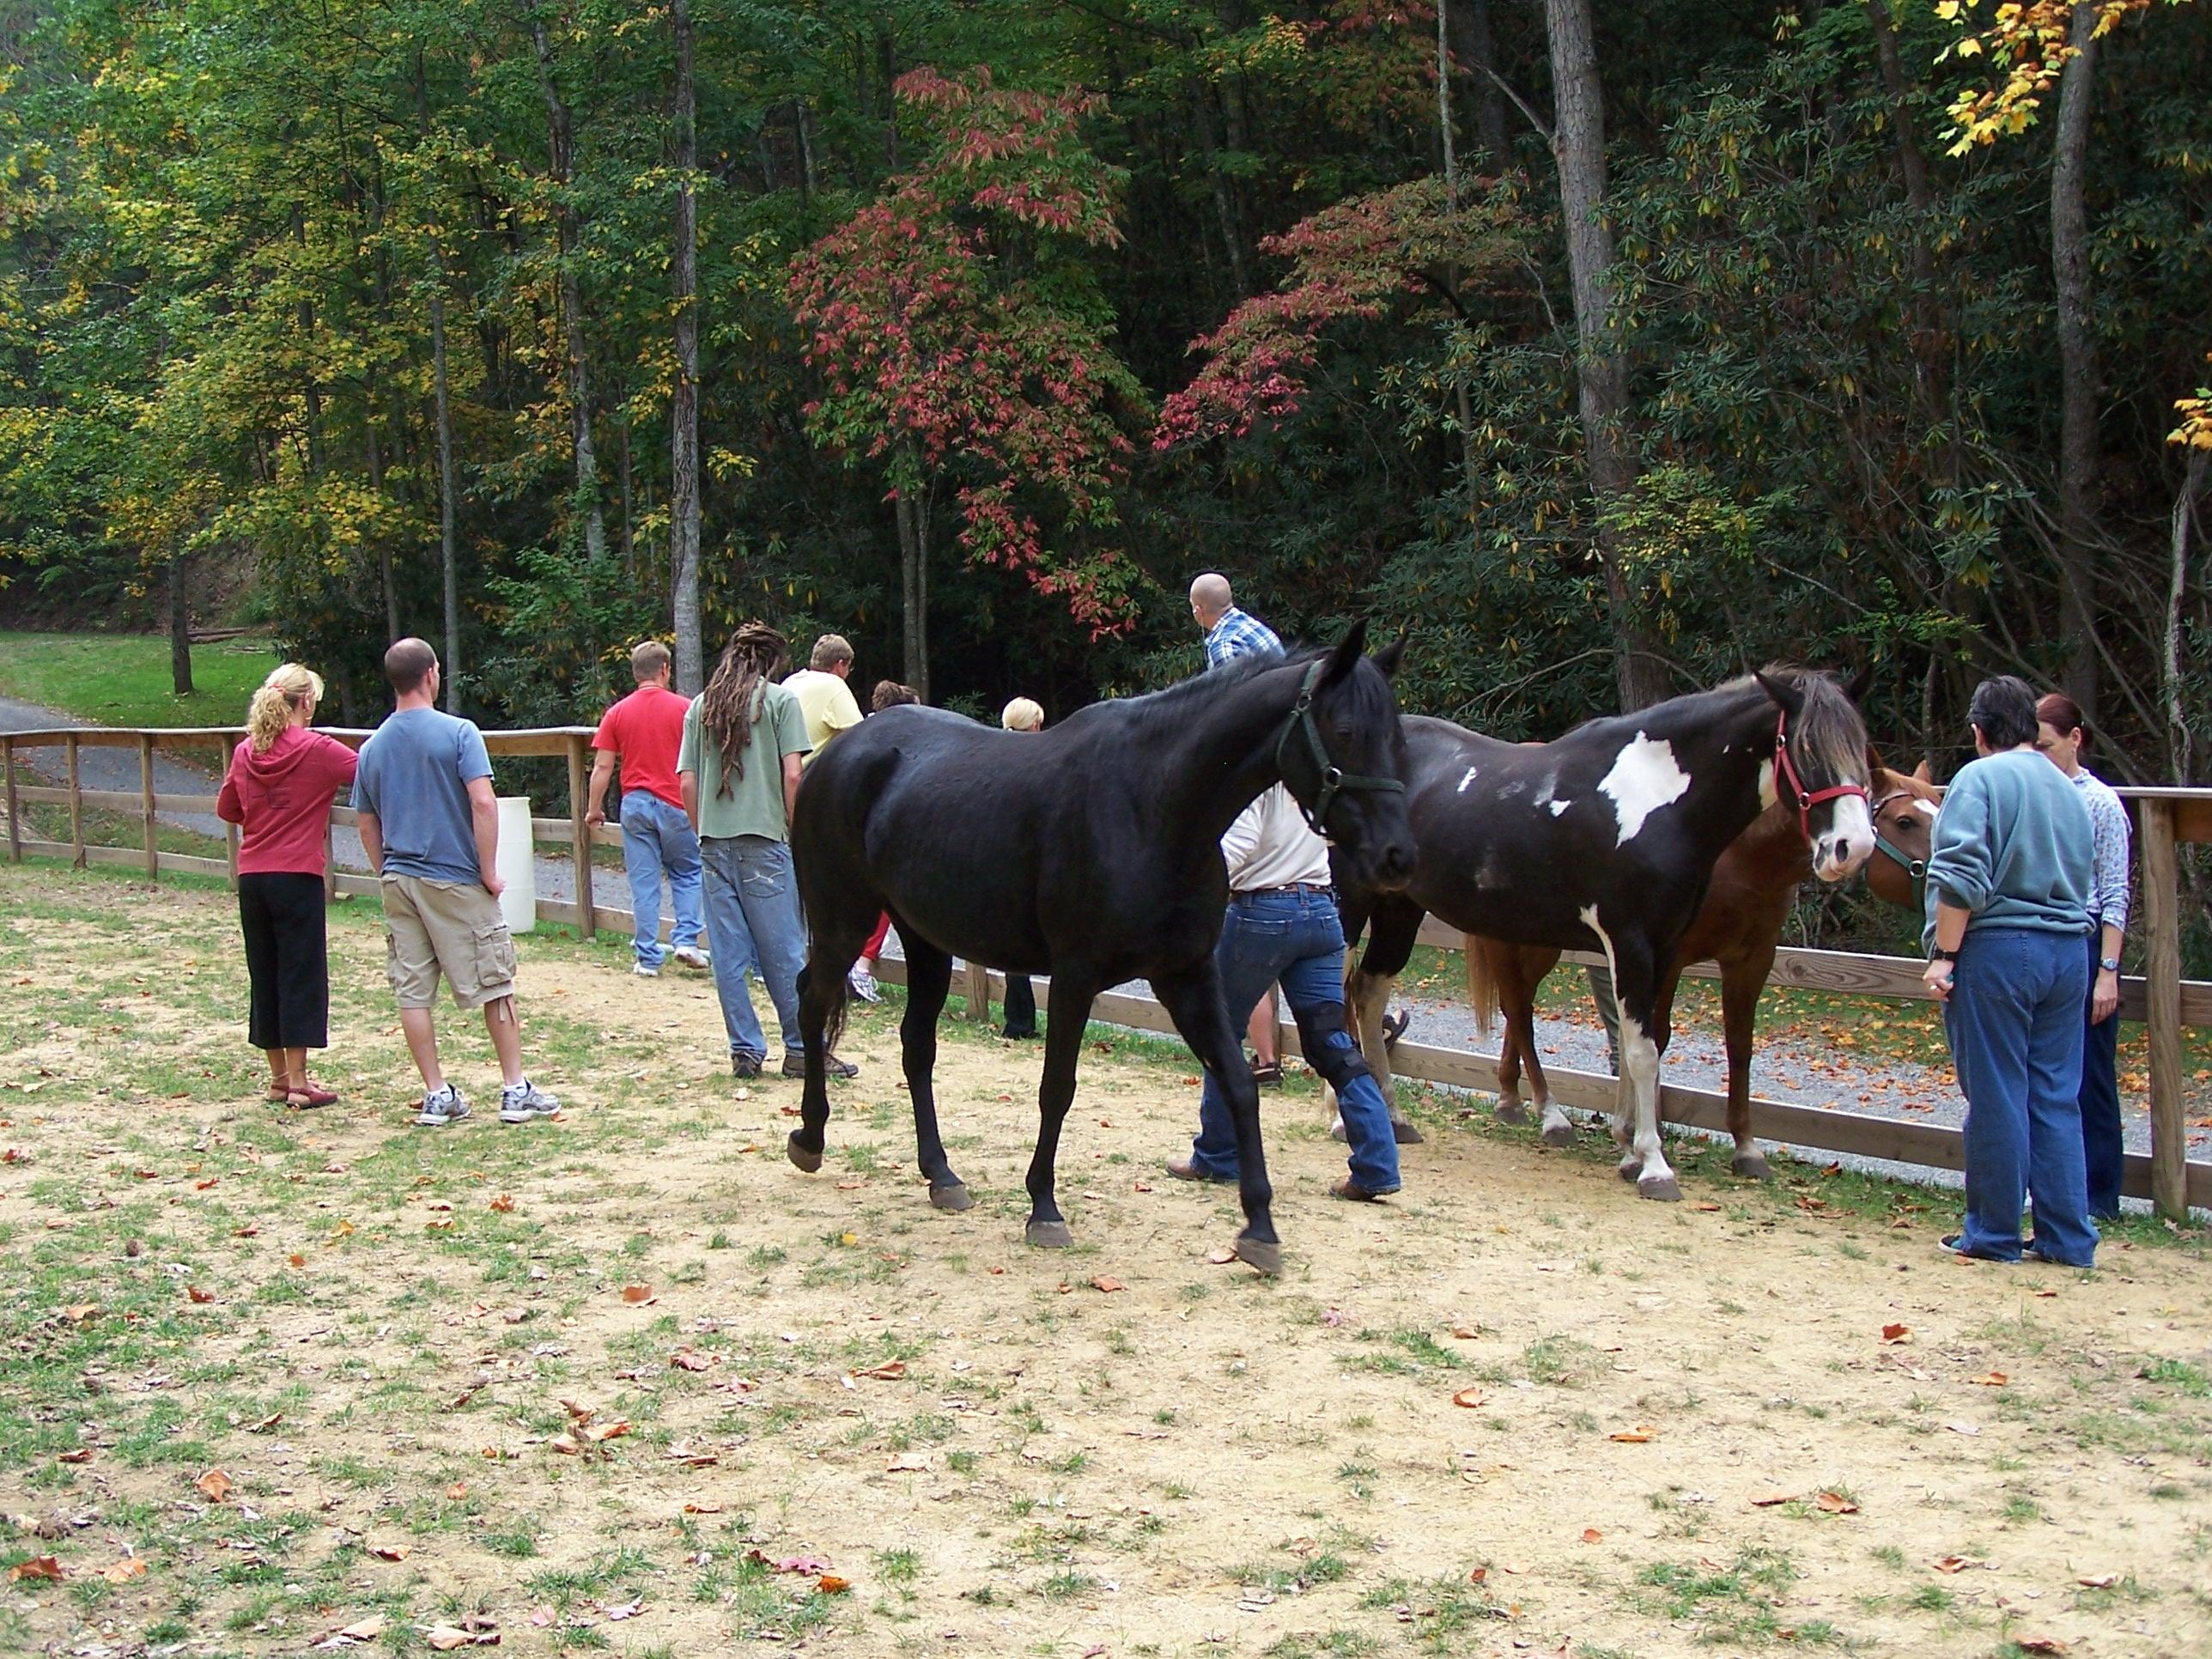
[586,641,710,976]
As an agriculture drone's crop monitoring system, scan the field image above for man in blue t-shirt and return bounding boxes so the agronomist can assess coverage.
[352,639,560,1128]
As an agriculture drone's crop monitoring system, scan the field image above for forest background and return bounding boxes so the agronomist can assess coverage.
[1,0,2207,792]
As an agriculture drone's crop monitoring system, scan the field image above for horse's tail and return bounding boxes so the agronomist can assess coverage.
[818,958,852,1056]
[1464,933,1501,1042]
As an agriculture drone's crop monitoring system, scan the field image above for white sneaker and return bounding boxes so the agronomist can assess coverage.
[848,964,881,1004]
[415,1085,471,1128]
[671,945,711,969]
[633,960,660,978]
[499,1079,562,1124]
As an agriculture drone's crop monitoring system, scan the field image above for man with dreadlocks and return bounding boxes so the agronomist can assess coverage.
[678,622,860,1082]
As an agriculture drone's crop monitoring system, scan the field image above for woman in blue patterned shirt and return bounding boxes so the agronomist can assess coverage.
[2037,693,2133,1219]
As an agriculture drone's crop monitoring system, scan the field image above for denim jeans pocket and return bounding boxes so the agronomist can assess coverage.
[739,865,788,902]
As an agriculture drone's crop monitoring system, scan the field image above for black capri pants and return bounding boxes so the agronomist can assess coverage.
[238,872,330,1050]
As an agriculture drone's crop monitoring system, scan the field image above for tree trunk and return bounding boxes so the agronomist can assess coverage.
[1541,0,1668,710]
[2051,1,2103,724]
[1189,88,1249,297]
[1450,0,1510,167]
[669,0,704,693]
[532,16,609,564]
[876,23,899,169]
[896,482,930,702]
[168,552,193,696]
[431,285,460,710]
[1439,0,1479,499]
[2169,450,2206,782]
[365,381,399,640]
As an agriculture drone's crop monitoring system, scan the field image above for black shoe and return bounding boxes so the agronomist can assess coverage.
[783,1052,859,1079]
[1381,1007,1411,1048]
[1248,1060,1284,1088]
[732,1053,764,1080]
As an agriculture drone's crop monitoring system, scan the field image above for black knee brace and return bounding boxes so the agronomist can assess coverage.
[1292,1000,1375,1092]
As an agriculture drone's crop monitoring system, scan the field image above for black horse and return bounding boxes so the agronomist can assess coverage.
[1337,669,1875,1200]
[785,624,1415,1274]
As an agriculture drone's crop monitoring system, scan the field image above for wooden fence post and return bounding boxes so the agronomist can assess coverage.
[139,735,159,882]
[3,736,18,863]
[566,732,595,939]
[64,733,83,869]
[961,961,994,1024]
[2142,798,2186,1221]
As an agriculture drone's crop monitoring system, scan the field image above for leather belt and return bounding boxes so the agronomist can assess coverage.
[1237,881,1335,897]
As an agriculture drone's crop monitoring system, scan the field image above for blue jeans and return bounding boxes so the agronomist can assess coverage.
[1188,890,1401,1194]
[1946,927,2097,1265]
[2078,932,2124,1219]
[701,836,806,1061]
[619,790,703,969]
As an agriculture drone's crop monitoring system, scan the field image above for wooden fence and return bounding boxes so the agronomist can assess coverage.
[4,721,2208,1218]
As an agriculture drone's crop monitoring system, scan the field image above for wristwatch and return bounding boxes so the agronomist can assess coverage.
[2099,957,2121,973]
[1929,947,1958,963]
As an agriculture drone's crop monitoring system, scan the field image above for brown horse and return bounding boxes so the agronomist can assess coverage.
[1461,755,1940,1178]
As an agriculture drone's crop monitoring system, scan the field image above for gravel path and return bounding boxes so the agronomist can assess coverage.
[2,695,2179,1206]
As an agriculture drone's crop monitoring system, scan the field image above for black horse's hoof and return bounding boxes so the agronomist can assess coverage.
[786,1133,823,1174]
[1494,1099,1529,1126]
[930,1182,975,1212]
[1025,1218,1074,1249]
[1390,1118,1424,1146]
[1235,1235,1283,1277]
[1731,1151,1772,1182]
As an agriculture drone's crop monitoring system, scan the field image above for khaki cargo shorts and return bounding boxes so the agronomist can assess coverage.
[380,873,517,1011]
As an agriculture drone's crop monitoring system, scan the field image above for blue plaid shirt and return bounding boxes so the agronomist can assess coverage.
[1204,606,1283,667]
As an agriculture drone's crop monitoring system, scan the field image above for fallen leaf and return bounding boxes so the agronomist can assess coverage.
[7,1555,62,1582]
[250,1413,283,1433]
[683,1501,724,1515]
[446,1482,469,1501]
[1880,1323,1911,1344]
[854,1360,907,1381]
[194,1177,218,1190]
[1692,1201,1723,1212]
[583,1419,631,1443]
[1815,1492,1859,1514]
[1749,1492,1798,1507]
[333,1616,385,1643]
[186,1285,216,1304]
[770,1554,831,1576]
[423,1626,480,1651]
[2015,1640,2066,1655]
[1450,1389,1486,1409]
[372,1543,411,1561]
[1205,1247,1237,1265]
[196,1468,233,1503]
[548,1435,581,1455]
[1091,1276,1125,1294]
[1467,1566,1487,1583]
[424,1218,454,1233]
[817,1573,851,1594]
[530,1605,554,1626]
[1969,1371,2008,1387]
[63,1303,97,1322]
[325,1219,354,1243]
[488,1194,514,1212]
[1932,1555,1978,1573]
[99,1557,146,1583]
[288,1254,307,1268]
[602,1597,642,1621]
[2076,1573,2118,1589]
[57,1447,93,1465]
[1944,1421,1981,1437]
[1580,1528,1603,1544]
[670,1349,719,1372]
[1609,1427,1655,1443]
[887,1451,932,1472]
[620,1285,655,1304]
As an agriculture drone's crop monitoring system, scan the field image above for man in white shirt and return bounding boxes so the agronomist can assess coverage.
[1165,784,1403,1200]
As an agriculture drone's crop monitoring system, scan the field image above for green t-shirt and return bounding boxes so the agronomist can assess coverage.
[678,683,810,842]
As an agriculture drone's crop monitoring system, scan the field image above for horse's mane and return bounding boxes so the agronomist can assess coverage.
[1559,665,1866,782]
[1109,643,1389,739]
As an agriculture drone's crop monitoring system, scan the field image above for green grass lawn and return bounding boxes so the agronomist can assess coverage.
[0,630,279,729]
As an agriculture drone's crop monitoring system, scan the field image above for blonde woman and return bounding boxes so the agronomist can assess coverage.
[216,665,360,1108]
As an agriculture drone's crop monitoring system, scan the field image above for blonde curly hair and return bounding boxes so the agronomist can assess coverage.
[246,664,325,753]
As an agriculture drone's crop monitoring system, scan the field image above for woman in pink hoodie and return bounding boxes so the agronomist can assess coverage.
[216,665,359,1107]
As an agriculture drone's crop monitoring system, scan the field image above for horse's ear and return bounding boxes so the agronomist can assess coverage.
[1321,618,1370,685]
[1865,741,1886,780]
[1753,669,1804,718]
[1911,758,1933,783]
[1843,665,1873,705]
[1370,625,1408,681]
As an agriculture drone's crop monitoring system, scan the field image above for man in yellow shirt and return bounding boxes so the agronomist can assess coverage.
[781,635,865,765]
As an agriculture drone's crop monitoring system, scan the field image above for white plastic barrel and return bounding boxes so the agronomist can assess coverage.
[494,795,537,934]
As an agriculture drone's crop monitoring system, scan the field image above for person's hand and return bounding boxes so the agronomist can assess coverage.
[483,870,507,900]
[585,808,605,830]
[2092,967,2120,1024]
[1922,957,1954,1003]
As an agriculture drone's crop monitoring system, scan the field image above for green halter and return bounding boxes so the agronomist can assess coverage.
[1273,657,1404,836]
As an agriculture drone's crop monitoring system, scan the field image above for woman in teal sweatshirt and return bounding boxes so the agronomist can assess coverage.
[1921,676,2098,1266]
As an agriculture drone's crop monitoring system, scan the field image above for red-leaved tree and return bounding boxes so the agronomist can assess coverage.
[789,68,1149,696]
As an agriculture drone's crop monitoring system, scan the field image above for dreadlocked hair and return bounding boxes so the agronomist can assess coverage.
[696,622,790,797]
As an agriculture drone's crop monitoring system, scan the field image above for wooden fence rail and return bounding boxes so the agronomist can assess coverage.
[3,722,2207,1217]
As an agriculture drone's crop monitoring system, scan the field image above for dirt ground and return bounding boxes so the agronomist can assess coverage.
[3,864,2209,1659]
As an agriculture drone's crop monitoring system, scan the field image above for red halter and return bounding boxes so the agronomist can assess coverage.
[1773,708,1868,845]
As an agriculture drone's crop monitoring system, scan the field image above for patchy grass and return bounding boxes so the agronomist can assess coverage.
[0,630,278,730]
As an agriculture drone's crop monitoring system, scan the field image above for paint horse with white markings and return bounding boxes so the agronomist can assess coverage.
[1336,670,1876,1200]
[1465,750,1939,1178]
